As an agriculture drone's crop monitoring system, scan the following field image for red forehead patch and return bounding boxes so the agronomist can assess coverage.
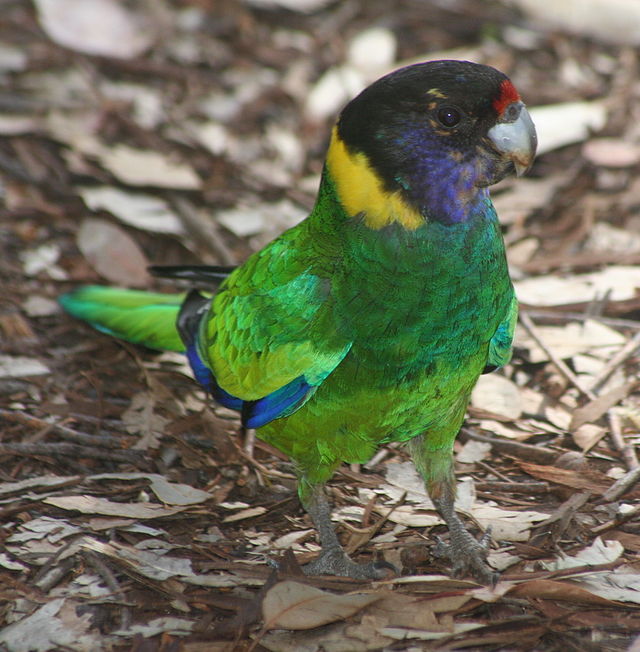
[492,79,520,115]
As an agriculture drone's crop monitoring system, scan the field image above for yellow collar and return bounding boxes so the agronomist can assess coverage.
[325,127,424,231]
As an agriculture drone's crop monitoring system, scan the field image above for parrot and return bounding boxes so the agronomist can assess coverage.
[59,59,537,583]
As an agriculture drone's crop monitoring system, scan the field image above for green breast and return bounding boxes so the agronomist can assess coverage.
[258,195,513,480]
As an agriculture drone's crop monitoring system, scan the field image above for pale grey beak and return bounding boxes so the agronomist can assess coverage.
[488,103,537,176]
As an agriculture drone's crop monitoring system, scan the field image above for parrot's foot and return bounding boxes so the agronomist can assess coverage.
[304,546,395,580]
[433,525,498,585]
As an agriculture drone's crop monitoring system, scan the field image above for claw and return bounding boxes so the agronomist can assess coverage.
[304,547,396,580]
[433,526,497,585]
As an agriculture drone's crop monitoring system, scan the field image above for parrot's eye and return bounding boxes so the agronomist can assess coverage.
[437,106,461,128]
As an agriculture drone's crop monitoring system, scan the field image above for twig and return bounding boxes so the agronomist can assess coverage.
[0,442,146,466]
[346,491,407,554]
[462,428,557,464]
[168,193,236,265]
[474,481,549,495]
[587,331,640,394]
[83,549,132,631]
[244,428,256,458]
[476,460,512,482]
[520,313,639,471]
[525,309,640,331]
[0,409,128,448]
[606,410,639,471]
[519,312,595,400]
[601,464,640,502]
[592,503,640,534]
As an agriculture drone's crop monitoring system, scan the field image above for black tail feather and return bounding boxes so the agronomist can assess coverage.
[149,265,236,284]
[177,289,211,346]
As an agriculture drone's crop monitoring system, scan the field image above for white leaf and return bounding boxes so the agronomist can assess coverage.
[0,598,101,652]
[347,28,397,73]
[0,355,50,378]
[543,537,624,570]
[529,102,607,155]
[471,374,522,419]
[456,440,492,464]
[510,0,640,46]
[96,145,201,189]
[514,266,640,306]
[35,0,153,59]
[44,495,187,519]
[80,187,183,235]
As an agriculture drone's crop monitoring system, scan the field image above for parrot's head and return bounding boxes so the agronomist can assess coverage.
[325,59,537,227]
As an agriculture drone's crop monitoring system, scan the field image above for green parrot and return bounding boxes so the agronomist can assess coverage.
[60,59,536,583]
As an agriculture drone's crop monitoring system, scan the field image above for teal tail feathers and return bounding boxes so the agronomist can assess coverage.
[59,286,187,352]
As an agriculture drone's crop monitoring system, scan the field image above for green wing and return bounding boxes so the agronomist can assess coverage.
[486,293,517,370]
[200,228,352,401]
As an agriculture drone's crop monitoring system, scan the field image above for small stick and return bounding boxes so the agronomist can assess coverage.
[462,428,557,464]
[587,331,640,394]
[0,442,146,466]
[519,312,595,400]
[83,549,132,631]
[592,503,640,534]
[520,313,638,471]
[169,193,236,266]
[525,309,640,331]
[474,480,550,495]
[606,410,639,471]
[0,409,127,448]
[244,428,256,458]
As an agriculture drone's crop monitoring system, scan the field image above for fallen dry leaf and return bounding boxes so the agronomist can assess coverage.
[509,579,625,607]
[43,495,188,519]
[80,186,184,235]
[96,145,201,189]
[34,0,154,58]
[262,581,382,630]
[77,217,150,286]
[569,381,637,430]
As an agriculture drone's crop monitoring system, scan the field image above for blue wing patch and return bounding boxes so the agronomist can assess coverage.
[185,343,314,428]
[241,376,315,429]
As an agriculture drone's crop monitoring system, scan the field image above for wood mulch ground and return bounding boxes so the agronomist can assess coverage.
[1,1,640,650]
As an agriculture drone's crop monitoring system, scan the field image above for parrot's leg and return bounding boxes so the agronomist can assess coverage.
[409,435,498,585]
[301,483,392,580]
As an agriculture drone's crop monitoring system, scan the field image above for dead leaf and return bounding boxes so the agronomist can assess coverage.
[113,616,194,637]
[518,461,612,494]
[515,268,640,308]
[583,139,640,168]
[223,506,268,522]
[80,186,183,235]
[44,495,187,519]
[89,472,212,506]
[528,101,607,155]
[0,598,102,651]
[456,440,492,464]
[96,145,201,189]
[367,592,470,630]
[509,579,625,607]
[122,391,169,450]
[471,374,522,420]
[0,355,50,378]
[262,581,382,630]
[543,537,623,570]
[35,0,154,58]
[259,618,394,652]
[511,0,640,46]
[515,319,627,363]
[77,217,150,286]
[570,381,637,430]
